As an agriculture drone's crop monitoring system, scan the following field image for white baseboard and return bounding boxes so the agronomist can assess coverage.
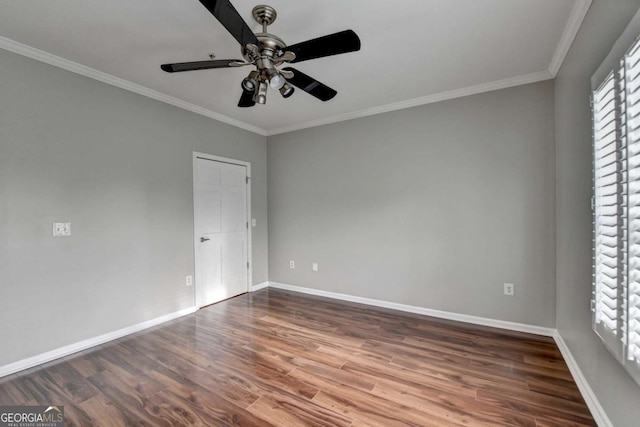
[268,281,613,425]
[553,331,612,427]
[0,306,197,378]
[268,282,555,337]
[0,283,611,427]
[251,281,269,292]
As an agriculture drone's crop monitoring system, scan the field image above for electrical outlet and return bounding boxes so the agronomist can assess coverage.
[52,222,71,237]
[186,275,193,286]
[312,263,318,272]
[251,218,257,227]
[504,283,515,296]
[289,260,295,269]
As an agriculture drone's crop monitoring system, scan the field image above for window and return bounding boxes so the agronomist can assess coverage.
[592,36,640,386]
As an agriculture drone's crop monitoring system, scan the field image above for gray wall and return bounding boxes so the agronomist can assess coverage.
[268,81,556,327]
[0,49,267,367]
[555,1,640,425]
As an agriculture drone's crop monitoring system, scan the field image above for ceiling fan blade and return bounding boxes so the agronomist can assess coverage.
[282,67,337,101]
[238,90,256,108]
[198,0,260,48]
[161,59,244,73]
[284,30,361,63]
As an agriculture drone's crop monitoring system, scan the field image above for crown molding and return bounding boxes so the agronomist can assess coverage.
[2,0,582,139]
[548,0,593,77]
[266,70,553,136]
[0,36,267,136]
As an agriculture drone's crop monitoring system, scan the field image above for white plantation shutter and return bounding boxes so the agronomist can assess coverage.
[593,70,625,358]
[592,35,640,385]
[625,38,640,377]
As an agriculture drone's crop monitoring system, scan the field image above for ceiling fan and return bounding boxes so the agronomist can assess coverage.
[160,0,361,107]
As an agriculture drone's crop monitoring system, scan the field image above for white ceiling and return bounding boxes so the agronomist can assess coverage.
[0,0,589,135]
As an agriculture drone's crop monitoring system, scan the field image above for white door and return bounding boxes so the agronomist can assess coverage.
[194,157,248,307]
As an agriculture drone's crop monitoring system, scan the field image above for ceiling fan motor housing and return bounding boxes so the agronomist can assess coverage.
[243,4,288,83]
[242,33,286,62]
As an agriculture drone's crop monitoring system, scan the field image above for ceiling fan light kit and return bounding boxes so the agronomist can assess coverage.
[160,0,361,108]
[279,82,295,98]
[241,70,259,92]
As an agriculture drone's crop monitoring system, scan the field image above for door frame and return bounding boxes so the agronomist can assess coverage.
[192,151,252,308]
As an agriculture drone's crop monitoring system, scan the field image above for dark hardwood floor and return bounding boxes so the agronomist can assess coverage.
[0,288,595,426]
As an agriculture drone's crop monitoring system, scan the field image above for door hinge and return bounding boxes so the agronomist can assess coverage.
[246,221,249,229]
[246,176,250,184]
[247,262,250,269]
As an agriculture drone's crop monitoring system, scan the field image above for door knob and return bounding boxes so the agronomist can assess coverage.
[200,237,210,242]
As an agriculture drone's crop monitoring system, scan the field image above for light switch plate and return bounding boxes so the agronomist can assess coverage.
[312,263,318,272]
[251,218,256,227]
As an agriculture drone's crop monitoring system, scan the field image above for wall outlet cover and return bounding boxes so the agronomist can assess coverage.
[289,260,295,269]
[53,222,71,237]
[504,283,515,296]
[186,275,193,286]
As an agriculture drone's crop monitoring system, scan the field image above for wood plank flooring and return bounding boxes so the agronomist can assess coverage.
[0,288,595,426]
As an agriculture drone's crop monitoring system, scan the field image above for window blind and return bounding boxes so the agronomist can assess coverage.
[592,36,640,385]
[593,70,625,357]
[626,38,640,367]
